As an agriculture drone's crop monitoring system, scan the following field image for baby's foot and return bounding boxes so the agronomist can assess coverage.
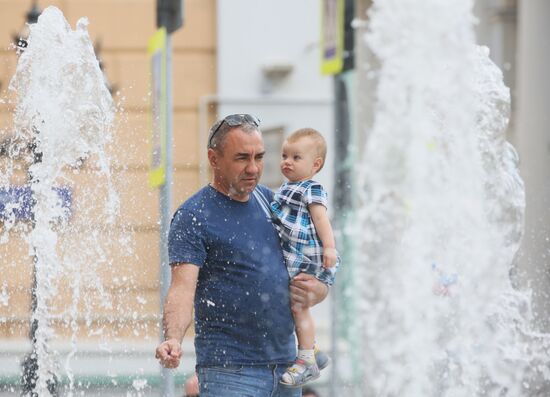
[280,359,320,388]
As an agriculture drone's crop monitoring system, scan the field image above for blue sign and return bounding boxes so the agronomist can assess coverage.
[0,186,72,221]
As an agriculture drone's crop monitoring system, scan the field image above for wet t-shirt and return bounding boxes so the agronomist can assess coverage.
[168,184,295,366]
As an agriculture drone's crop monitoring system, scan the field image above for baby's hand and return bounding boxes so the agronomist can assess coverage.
[323,248,338,268]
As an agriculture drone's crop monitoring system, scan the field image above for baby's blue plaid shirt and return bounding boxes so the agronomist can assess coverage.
[270,179,337,285]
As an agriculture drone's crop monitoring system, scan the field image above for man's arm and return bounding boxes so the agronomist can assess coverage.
[290,273,329,310]
[155,263,199,368]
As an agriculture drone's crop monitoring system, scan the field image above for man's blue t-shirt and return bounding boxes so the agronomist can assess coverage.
[168,184,296,366]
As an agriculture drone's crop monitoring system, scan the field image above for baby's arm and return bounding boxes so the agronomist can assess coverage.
[309,204,337,268]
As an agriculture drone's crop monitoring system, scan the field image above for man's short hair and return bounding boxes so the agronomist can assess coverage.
[207,115,261,152]
[286,128,327,171]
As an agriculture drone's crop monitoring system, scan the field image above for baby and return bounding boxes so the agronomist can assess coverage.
[270,128,339,387]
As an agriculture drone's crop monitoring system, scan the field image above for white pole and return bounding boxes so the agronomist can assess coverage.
[160,33,175,397]
[515,0,550,331]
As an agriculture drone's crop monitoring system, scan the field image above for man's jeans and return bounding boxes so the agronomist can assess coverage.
[197,364,301,397]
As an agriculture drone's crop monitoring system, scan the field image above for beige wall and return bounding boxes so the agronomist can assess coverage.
[0,0,215,340]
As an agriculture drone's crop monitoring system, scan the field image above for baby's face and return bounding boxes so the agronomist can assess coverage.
[280,137,321,182]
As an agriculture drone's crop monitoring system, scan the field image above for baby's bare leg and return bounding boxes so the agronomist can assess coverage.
[292,305,315,350]
[281,305,320,386]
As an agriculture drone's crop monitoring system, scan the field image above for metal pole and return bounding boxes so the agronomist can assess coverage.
[160,33,175,397]
[332,73,354,397]
[20,141,40,396]
[330,0,357,393]
[21,135,59,396]
[17,4,46,394]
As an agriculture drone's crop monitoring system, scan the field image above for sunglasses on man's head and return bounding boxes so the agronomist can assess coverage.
[208,114,261,148]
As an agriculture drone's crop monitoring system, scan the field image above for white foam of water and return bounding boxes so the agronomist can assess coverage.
[0,283,9,306]
[357,1,550,396]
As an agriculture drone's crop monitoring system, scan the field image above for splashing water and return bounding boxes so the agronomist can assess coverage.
[358,1,550,396]
[0,6,127,396]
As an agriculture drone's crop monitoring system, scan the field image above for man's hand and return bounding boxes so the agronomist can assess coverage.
[290,273,329,310]
[155,338,183,368]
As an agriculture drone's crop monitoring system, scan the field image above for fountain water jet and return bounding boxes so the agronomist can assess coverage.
[0,6,127,396]
[356,1,550,396]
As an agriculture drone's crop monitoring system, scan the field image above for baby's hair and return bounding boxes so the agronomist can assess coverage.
[286,128,327,171]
